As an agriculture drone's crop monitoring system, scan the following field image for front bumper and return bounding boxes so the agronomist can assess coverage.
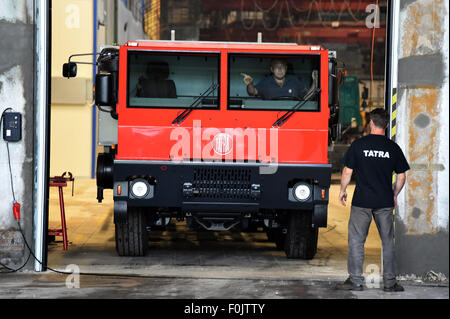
[112,160,331,213]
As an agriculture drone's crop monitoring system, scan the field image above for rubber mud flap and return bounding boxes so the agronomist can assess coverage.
[114,200,128,224]
[115,207,148,256]
[313,204,328,227]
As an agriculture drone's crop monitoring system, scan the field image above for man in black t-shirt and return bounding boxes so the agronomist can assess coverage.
[335,108,410,292]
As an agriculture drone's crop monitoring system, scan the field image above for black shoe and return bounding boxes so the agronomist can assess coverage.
[384,283,404,292]
[335,278,364,291]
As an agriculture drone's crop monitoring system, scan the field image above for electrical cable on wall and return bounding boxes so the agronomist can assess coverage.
[0,108,27,273]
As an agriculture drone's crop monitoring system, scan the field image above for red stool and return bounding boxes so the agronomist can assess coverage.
[48,172,74,250]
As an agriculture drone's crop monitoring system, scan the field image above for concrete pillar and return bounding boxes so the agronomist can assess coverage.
[0,1,36,269]
[396,0,449,277]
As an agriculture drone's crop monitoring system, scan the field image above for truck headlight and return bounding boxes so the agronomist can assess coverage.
[293,183,311,201]
[130,179,149,198]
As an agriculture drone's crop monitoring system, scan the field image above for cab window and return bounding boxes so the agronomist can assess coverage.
[127,51,220,109]
[228,54,320,111]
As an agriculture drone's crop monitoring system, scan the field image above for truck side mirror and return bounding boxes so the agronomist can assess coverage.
[95,73,114,106]
[62,62,77,78]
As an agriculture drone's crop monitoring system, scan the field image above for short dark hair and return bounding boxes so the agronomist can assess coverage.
[368,108,389,129]
[270,58,287,68]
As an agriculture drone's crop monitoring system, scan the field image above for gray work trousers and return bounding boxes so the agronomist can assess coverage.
[348,206,397,288]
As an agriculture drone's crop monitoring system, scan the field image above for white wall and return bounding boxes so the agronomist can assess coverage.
[0,0,35,264]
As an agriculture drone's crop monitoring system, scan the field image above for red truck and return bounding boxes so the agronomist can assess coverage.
[64,40,340,259]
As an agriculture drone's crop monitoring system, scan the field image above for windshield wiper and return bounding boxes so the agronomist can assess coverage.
[172,83,218,125]
[272,88,321,128]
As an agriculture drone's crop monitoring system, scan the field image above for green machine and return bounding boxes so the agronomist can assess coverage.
[339,76,362,126]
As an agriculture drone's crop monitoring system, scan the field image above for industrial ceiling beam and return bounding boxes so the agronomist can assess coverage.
[200,22,386,44]
[277,25,386,41]
[202,0,384,12]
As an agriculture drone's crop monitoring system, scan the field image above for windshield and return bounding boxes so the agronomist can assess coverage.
[127,51,220,109]
[228,54,321,111]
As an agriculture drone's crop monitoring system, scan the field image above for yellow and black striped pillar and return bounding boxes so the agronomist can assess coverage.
[391,88,397,142]
[391,88,397,186]
[391,88,397,251]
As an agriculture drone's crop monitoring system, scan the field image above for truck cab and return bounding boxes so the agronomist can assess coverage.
[64,40,340,259]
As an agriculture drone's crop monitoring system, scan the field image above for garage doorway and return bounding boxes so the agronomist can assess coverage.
[38,0,396,279]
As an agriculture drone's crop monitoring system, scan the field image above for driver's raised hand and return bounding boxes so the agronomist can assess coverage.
[240,73,254,86]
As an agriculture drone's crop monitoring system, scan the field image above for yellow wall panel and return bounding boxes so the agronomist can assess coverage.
[51,0,94,178]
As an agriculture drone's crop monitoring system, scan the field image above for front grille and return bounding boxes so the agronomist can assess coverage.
[189,167,254,200]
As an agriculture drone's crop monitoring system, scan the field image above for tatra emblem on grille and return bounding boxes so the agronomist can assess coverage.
[213,133,233,156]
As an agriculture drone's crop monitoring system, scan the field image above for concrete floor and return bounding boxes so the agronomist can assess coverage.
[1,178,448,299]
[46,177,383,280]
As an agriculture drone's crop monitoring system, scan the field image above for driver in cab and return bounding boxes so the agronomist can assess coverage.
[241,58,307,100]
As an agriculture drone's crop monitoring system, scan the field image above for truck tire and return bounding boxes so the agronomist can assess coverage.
[284,211,318,259]
[115,207,148,256]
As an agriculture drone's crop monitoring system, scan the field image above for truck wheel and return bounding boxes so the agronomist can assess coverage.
[115,207,148,256]
[284,211,318,259]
